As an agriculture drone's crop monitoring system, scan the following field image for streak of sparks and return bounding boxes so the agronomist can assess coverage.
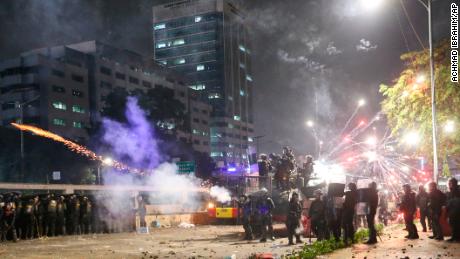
[11,123,139,174]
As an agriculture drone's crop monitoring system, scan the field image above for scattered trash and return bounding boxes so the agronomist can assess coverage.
[151,221,161,228]
[178,222,195,228]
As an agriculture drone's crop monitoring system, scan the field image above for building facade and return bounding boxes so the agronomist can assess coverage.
[0,41,211,154]
[153,0,255,166]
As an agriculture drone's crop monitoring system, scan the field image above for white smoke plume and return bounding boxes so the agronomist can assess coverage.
[209,186,232,203]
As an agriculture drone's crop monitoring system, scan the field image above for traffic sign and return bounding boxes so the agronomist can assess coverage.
[176,161,195,174]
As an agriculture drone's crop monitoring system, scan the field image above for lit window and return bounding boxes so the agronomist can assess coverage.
[173,39,185,46]
[159,60,167,65]
[156,42,166,49]
[248,137,254,142]
[190,84,205,90]
[193,129,200,135]
[239,63,246,69]
[228,123,234,129]
[242,154,248,159]
[227,152,233,158]
[240,90,245,96]
[239,45,246,52]
[154,23,166,30]
[72,105,85,113]
[195,16,202,22]
[73,121,83,128]
[208,93,221,99]
[196,64,205,71]
[246,75,253,82]
[228,96,233,101]
[52,101,66,110]
[202,131,208,136]
[229,144,234,148]
[234,115,241,121]
[174,58,186,65]
[211,152,223,157]
[53,118,66,126]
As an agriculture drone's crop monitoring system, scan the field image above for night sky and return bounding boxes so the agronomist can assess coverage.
[0,0,454,156]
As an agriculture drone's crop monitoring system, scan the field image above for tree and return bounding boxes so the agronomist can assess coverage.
[380,39,460,173]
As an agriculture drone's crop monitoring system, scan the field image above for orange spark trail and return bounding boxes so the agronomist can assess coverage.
[11,123,138,173]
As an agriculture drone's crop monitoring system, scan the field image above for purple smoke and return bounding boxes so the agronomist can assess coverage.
[101,97,162,169]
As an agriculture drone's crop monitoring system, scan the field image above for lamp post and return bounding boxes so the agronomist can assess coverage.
[15,95,40,182]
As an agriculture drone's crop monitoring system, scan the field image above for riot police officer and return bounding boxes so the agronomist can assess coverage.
[1,200,18,242]
[308,190,326,241]
[366,182,379,244]
[45,194,58,237]
[239,195,254,240]
[286,192,302,245]
[446,177,460,242]
[400,184,418,239]
[416,185,431,232]
[258,154,272,189]
[56,196,66,235]
[80,196,92,234]
[428,182,446,240]
[343,183,358,245]
[258,191,275,242]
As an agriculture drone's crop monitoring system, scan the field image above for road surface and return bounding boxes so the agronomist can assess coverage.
[0,224,301,259]
[328,225,460,259]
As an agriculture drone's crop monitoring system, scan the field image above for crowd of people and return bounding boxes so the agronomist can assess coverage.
[239,177,460,246]
[0,192,145,242]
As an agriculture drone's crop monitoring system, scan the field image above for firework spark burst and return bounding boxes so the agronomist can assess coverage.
[10,123,139,173]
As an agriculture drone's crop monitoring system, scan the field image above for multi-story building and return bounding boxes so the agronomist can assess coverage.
[0,48,91,142]
[0,41,211,154]
[153,0,255,166]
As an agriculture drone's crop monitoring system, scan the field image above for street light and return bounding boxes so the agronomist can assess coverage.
[358,99,366,107]
[444,120,455,134]
[416,74,426,84]
[366,136,377,146]
[15,95,41,182]
[403,131,420,146]
[97,156,114,185]
[359,0,384,11]
[306,120,314,127]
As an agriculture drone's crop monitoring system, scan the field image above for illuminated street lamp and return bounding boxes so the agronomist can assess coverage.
[444,120,455,134]
[359,0,384,11]
[358,99,366,107]
[403,131,420,146]
[416,74,426,84]
[306,120,314,128]
[102,157,114,166]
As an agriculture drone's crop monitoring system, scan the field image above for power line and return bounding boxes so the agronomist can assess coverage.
[400,0,426,50]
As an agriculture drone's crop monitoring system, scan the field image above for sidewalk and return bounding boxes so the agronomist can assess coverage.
[327,225,460,259]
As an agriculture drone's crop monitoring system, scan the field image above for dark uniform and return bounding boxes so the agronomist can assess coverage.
[258,194,275,242]
[23,199,35,239]
[286,193,302,245]
[69,195,81,235]
[1,201,18,242]
[258,155,272,189]
[343,183,358,245]
[308,193,326,241]
[416,185,431,232]
[14,195,24,239]
[446,178,460,242]
[239,195,253,240]
[366,182,378,244]
[428,182,446,240]
[80,197,92,234]
[400,185,419,239]
[33,196,44,238]
[56,196,66,235]
[325,195,342,241]
[45,195,58,237]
